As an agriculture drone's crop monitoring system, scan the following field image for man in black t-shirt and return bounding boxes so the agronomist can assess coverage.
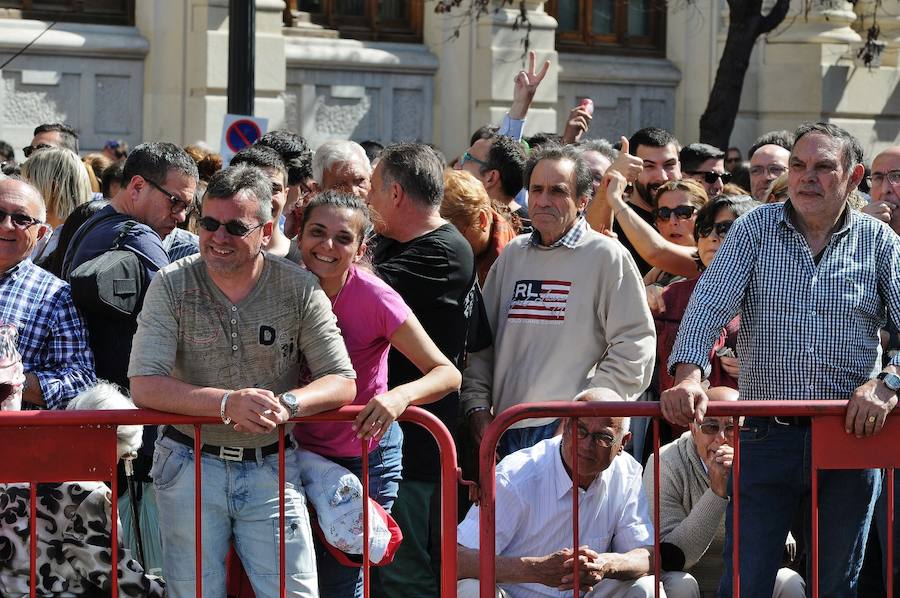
[612,127,682,274]
[367,142,481,598]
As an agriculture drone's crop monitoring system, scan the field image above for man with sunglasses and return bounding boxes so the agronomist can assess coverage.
[680,143,729,198]
[64,142,198,390]
[129,164,356,598]
[0,178,94,409]
[665,123,900,597]
[24,122,79,158]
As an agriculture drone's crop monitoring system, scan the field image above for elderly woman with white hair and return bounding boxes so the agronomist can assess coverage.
[0,383,165,597]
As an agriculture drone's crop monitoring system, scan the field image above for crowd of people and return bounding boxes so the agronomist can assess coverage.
[0,52,899,598]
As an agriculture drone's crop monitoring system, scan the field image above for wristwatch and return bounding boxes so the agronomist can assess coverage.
[877,371,900,395]
[279,392,300,419]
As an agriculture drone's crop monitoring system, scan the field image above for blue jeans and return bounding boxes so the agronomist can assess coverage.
[496,419,560,461]
[151,433,318,598]
[312,422,403,598]
[718,418,880,598]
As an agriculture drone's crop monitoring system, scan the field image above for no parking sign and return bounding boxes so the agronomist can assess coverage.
[220,114,269,163]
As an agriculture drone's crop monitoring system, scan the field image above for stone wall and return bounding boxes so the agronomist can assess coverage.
[283,36,437,150]
[0,20,147,160]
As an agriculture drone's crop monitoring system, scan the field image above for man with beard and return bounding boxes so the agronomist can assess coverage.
[612,127,681,274]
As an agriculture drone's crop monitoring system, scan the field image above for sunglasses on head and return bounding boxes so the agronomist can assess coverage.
[687,170,732,185]
[198,217,264,237]
[0,209,42,230]
[698,220,734,239]
[22,143,52,158]
[459,151,489,169]
[655,205,697,221]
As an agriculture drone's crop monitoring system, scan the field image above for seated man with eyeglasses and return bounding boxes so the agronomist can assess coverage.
[0,178,95,409]
[643,387,805,598]
[457,392,696,598]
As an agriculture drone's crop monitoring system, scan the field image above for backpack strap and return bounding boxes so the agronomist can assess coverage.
[61,212,137,280]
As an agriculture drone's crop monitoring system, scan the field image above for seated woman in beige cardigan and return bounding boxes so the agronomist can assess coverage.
[642,387,805,598]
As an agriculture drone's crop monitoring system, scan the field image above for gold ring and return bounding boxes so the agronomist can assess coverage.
[868,415,877,424]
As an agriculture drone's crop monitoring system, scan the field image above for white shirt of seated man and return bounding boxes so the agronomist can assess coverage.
[457,409,687,598]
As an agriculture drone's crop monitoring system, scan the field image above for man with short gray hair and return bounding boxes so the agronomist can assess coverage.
[367,142,480,597]
[312,139,372,199]
[129,164,357,598]
[0,178,94,409]
[462,143,655,460]
[664,122,900,597]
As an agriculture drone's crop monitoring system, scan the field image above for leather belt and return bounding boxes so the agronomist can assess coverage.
[163,426,291,461]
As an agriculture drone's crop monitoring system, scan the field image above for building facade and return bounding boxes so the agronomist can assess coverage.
[0,0,896,161]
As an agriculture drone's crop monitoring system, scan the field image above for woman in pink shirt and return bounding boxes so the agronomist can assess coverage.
[293,190,461,597]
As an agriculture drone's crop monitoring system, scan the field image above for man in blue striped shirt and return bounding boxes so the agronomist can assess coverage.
[0,178,94,409]
[663,122,900,597]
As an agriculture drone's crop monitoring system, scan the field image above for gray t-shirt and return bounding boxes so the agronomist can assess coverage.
[128,252,355,447]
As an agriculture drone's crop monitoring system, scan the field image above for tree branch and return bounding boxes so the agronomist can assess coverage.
[757,0,792,36]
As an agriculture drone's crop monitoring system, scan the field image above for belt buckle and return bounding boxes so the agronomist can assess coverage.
[219,445,244,461]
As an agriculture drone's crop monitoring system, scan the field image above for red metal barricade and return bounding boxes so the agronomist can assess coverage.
[476,400,893,598]
[0,405,459,598]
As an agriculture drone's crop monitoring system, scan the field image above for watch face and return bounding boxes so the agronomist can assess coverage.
[281,392,299,414]
[884,373,900,392]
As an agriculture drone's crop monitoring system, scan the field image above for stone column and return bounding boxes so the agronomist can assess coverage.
[137,0,285,148]
[424,0,558,157]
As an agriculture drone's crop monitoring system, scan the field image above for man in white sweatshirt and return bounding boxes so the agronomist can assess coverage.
[461,143,656,459]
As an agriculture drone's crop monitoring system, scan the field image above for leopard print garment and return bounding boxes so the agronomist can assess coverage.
[0,481,166,597]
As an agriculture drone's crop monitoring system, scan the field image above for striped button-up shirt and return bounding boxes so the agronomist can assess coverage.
[0,260,95,409]
[530,215,588,249]
[669,202,900,401]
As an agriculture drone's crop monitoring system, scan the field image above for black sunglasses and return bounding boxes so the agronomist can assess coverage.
[0,209,42,229]
[145,178,195,216]
[687,170,732,185]
[698,220,734,239]
[198,216,264,237]
[22,143,52,158]
[655,205,697,221]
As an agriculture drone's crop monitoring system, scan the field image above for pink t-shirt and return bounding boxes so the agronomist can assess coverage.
[294,265,410,457]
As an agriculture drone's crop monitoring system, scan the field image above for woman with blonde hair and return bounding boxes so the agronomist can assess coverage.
[440,169,517,286]
[21,147,93,263]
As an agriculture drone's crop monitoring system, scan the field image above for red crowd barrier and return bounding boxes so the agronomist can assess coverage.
[0,405,459,598]
[476,400,900,598]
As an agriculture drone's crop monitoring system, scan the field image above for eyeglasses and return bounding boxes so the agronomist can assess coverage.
[145,178,194,216]
[198,216,264,237]
[0,209,42,230]
[869,171,900,187]
[574,424,618,448]
[459,151,489,169]
[749,165,788,178]
[687,171,732,185]
[655,205,697,221]
[698,219,734,239]
[698,420,738,438]
[22,143,52,158]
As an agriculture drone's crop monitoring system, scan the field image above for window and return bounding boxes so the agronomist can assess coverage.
[286,0,422,43]
[0,0,133,26]
[547,0,665,56]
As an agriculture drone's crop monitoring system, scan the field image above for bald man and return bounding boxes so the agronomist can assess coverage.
[862,146,900,234]
[0,178,94,408]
